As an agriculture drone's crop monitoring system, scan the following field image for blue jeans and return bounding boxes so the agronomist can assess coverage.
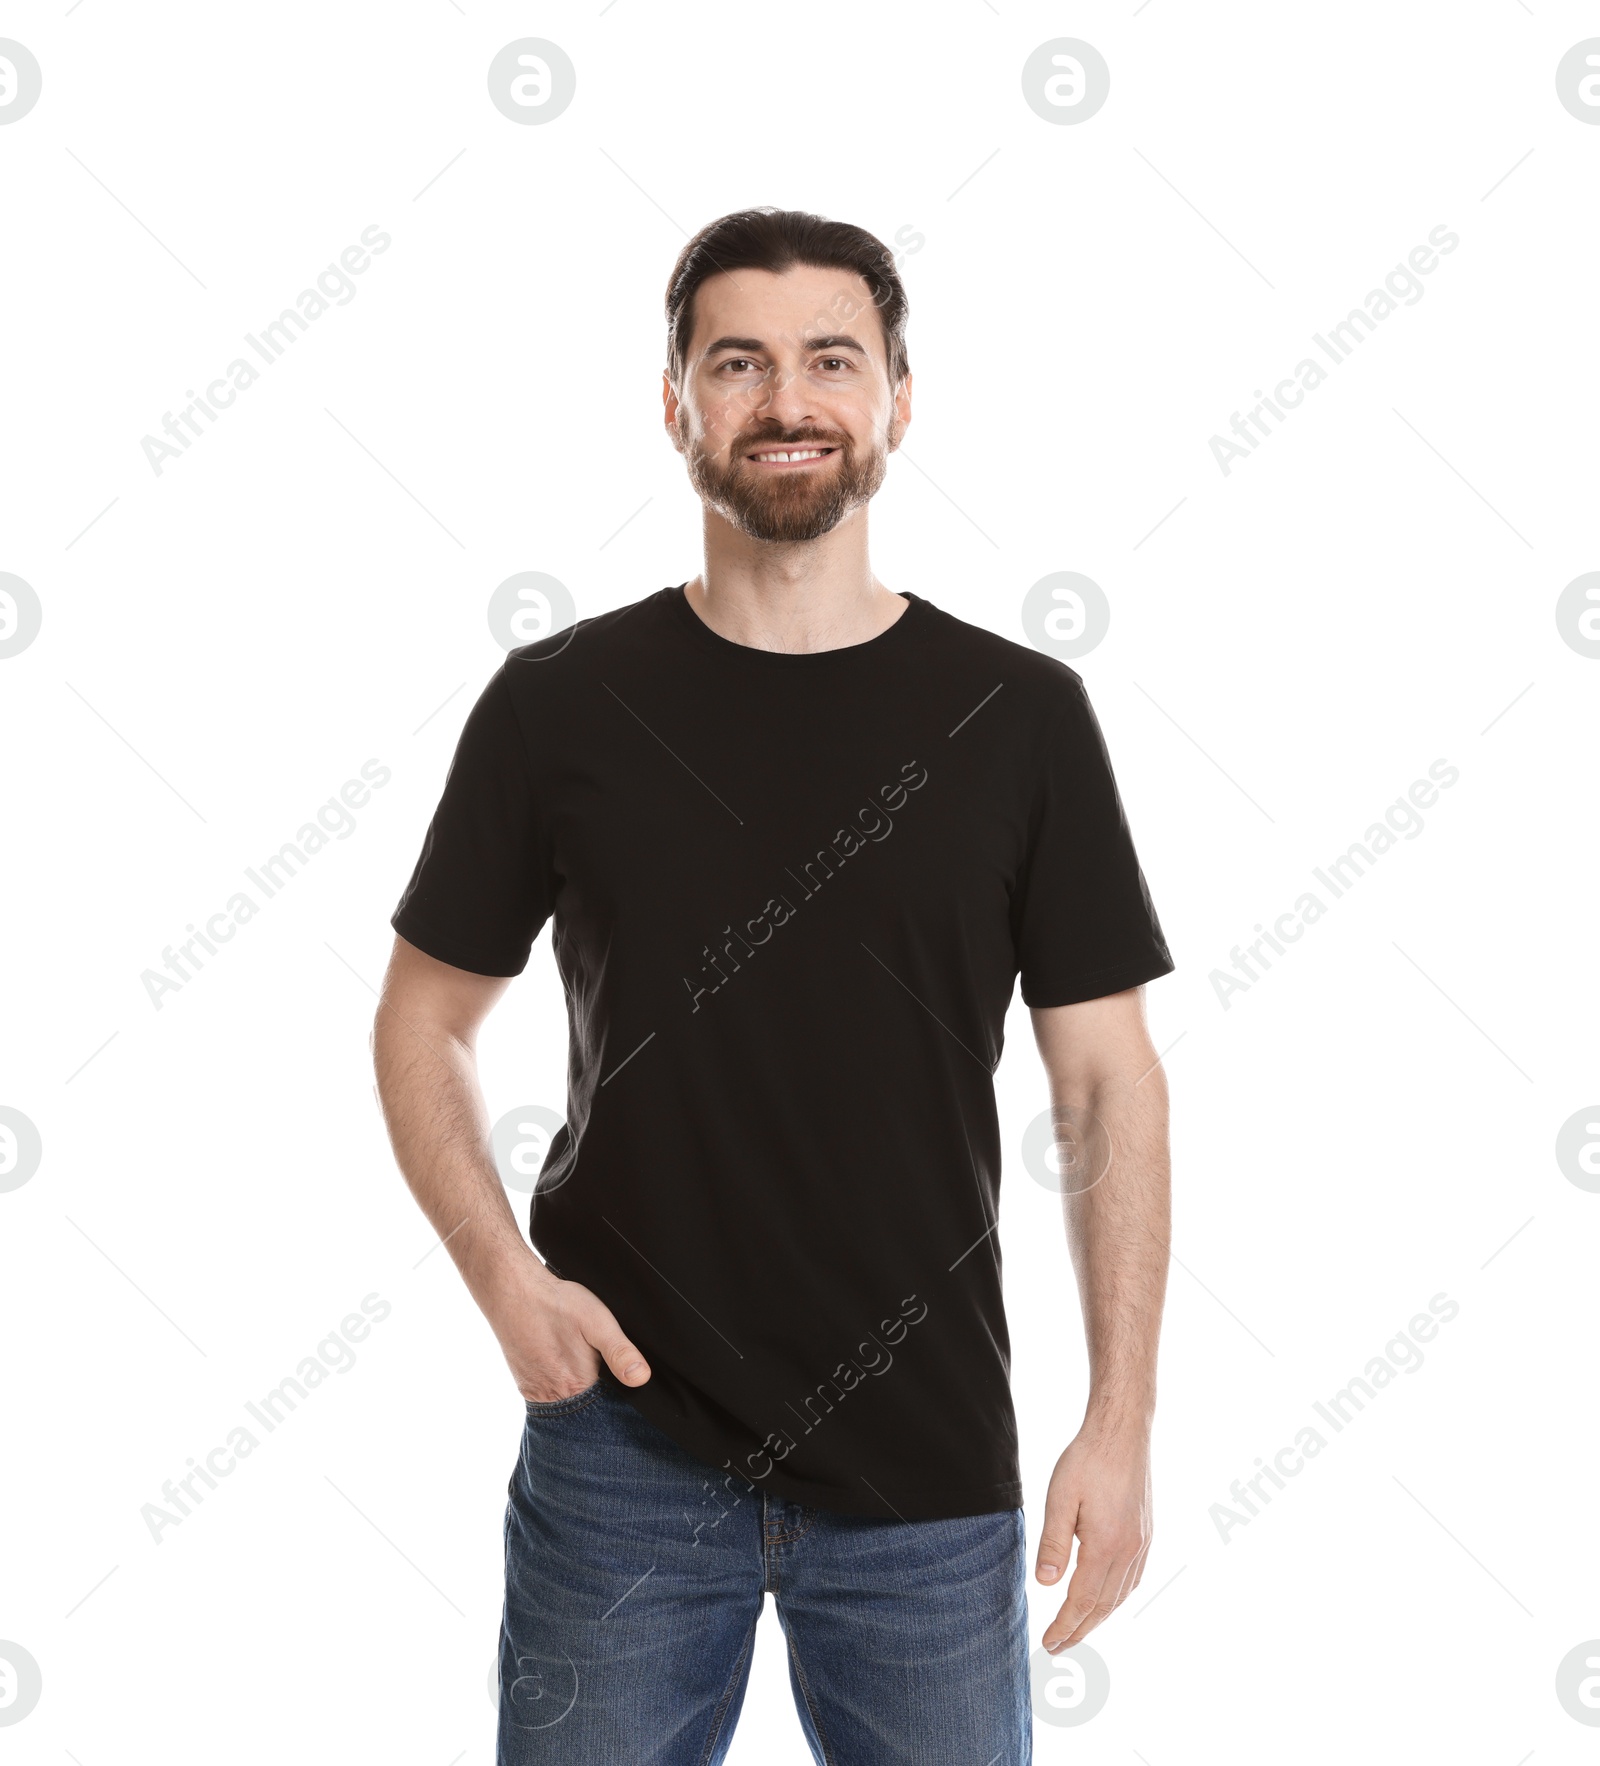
[498,1374,1031,1764]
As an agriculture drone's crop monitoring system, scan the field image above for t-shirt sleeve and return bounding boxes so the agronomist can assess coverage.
[1013,671,1175,1008]
[389,664,555,978]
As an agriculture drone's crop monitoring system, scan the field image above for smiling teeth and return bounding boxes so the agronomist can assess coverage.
[752,449,829,462]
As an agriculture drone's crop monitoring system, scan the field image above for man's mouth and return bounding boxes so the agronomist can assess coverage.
[744,446,838,469]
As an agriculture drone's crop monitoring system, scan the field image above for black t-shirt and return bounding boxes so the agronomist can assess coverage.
[391,584,1173,1520]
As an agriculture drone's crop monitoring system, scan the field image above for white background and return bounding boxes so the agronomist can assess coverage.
[2,2,1597,1761]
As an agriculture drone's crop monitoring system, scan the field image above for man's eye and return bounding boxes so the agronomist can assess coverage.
[721,358,758,373]
[819,358,851,372]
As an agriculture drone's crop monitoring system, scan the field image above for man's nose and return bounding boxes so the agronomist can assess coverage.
[748,359,817,428]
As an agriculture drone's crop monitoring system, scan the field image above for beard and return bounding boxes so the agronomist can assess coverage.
[681,421,892,544]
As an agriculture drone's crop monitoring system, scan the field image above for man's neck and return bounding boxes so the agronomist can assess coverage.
[682,564,908,656]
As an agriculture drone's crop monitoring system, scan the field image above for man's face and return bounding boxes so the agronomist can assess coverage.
[664,264,911,545]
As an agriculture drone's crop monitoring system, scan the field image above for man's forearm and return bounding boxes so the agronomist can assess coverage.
[372,1004,545,1311]
[1057,1063,1171,1431]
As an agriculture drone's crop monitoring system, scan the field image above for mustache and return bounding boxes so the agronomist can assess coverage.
[733,431,848,453]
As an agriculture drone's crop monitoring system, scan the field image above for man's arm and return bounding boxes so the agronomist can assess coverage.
[1028,984,1170,1651]
[370,934,651,1401]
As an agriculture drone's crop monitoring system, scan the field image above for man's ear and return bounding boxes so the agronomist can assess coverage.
[888,371,913,452]
[662,371,685,454]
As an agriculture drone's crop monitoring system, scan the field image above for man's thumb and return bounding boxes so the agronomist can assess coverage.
[588,1316,650,1385]
[1035,1505,1078,1584]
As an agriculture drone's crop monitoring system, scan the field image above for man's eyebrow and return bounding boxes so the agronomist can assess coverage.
[702,333,870,358]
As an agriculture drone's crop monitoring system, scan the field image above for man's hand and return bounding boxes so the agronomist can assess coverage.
[1034,1423,1152,1651]
[488,1258,652,1403]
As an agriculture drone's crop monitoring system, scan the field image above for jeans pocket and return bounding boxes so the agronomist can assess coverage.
[523,1377,604,1415]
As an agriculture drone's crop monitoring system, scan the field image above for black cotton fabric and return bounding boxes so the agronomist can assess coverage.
[391,585,1173,1520]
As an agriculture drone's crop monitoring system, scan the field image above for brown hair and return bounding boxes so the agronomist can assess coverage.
[664,207,910,396]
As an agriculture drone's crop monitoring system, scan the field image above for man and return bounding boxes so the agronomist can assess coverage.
[373,206,1174,1765]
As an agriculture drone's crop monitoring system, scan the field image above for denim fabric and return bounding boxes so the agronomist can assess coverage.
[498,1375,1031,1764]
